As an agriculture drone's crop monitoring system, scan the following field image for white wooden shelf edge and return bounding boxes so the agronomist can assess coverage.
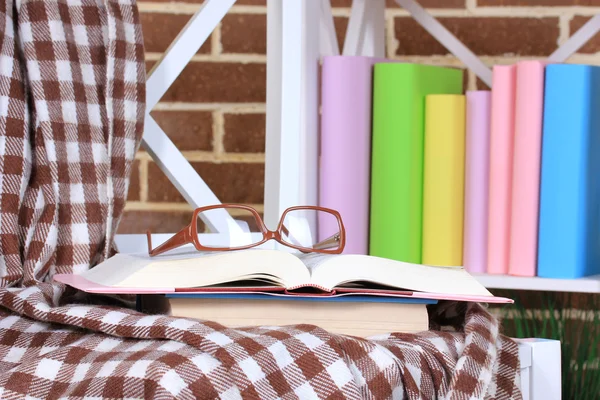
[474,273,600,293]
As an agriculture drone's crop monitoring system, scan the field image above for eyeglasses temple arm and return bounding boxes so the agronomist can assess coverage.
[312,233,341,250]
[281,225,340,251]
[146,227,191,257]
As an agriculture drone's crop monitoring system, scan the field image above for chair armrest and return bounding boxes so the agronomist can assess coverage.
[516,338,561,400]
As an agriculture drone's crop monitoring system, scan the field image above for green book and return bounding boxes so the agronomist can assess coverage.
[369,64,463,264]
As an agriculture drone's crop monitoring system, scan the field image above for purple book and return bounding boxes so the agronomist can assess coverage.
[463,91,491,273]
[319,56,384,254]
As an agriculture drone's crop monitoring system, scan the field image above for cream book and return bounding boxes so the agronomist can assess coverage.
[154,295,433,338]
[54,249,511,303]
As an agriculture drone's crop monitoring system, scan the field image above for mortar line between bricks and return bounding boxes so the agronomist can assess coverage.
[145,52,267,63]
[387,7,599,17]
[467,70,476,91]
[465,0,476,13]
[137,3,265,14]
[136,151,265,163]
[125,202,195,212]
[138,2,600,17]
[395,54,600,65]
[385,13,398,59]
[212,110,225,156]
[139,159,149,203]
[125,202,265,213]
[152,103,266,112]
[212,22,222,56]
[558,13,573,46]
[467,6,600,17]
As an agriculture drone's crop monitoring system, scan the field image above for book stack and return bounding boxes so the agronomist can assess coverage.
[319,58,600,280]
[55,246,512,338]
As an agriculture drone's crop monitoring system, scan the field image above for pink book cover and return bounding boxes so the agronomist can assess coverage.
[508,61,546,277]
[319,56,386,255]
[463,91,491,274]
[487,65,517,275]
[52,250,513,304]
[53,274,513,304]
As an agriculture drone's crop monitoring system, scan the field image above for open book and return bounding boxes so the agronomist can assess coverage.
[54,248,512,303]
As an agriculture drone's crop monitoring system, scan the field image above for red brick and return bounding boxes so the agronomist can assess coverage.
[479,0,600,5]
[394,17,559,56]
[476,76,491,90]
[570,16,600,54]
[223,113,266,153]
[127,160,141,202]
[151,111,213,151]
[331,0,464,7]
[117,210,193,234]
[147,62,266,103]
[334,17,348,53]
[141,13,211,54]
[222,14,266,54]
[147,162,264,203]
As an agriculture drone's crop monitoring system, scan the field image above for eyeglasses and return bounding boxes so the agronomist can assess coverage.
[146,204,346,257]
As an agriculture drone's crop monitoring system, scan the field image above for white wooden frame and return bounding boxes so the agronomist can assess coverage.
[132,0,600,243]
[116,2,587,395]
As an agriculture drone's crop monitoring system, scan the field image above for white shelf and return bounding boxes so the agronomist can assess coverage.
[474,273,600,294]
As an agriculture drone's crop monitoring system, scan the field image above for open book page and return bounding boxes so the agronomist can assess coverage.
[296,252,338,275]
[303,254,493,297]
[80,249,311,289]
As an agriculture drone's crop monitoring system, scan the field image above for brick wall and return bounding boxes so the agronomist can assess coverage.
[119,0,600,234]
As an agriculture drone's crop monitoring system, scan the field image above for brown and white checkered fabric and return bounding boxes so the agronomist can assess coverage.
[0,0,522,398]
[0,286,521,399]
[0,0,144,287]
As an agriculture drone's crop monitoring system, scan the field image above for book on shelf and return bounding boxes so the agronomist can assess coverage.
[422,94,466,267]
[487,65,517,275]
[463,90,491,274]
[141,293,436,338]
[509,61,546,277]
[537,64,600,279]
[319,55,386,255]
[369,63,463,265]
[53,248,511,303]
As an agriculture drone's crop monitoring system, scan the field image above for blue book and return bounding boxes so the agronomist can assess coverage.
[165,293,438,304]
[537,64,600,279]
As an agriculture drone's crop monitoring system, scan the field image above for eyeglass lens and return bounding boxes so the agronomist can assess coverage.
[197,207,263,249]
[281,209,342,252]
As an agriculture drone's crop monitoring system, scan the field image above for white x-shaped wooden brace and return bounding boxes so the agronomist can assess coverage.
[141,0,600,235]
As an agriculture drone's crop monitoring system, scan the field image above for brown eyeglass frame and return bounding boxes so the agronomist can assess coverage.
[146,204,346,257]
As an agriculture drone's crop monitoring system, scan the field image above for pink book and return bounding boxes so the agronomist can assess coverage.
[319,56,384,254]
[463,91,491,274]
[508,61,546,277]
[487,65,516,275]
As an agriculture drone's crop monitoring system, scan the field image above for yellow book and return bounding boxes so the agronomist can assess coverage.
[422,95,466,266]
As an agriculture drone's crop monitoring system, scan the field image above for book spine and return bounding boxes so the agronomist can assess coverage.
[508,61,546,277]
[487,65,517,275]
[422,95,466,266]
[463,91,491,274]
[319,56,377,254]
[369,64,421,263]
[537,65,600,279]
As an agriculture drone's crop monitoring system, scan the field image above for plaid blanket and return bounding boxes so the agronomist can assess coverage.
[0,286,521,399]
[0,0,522,398]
